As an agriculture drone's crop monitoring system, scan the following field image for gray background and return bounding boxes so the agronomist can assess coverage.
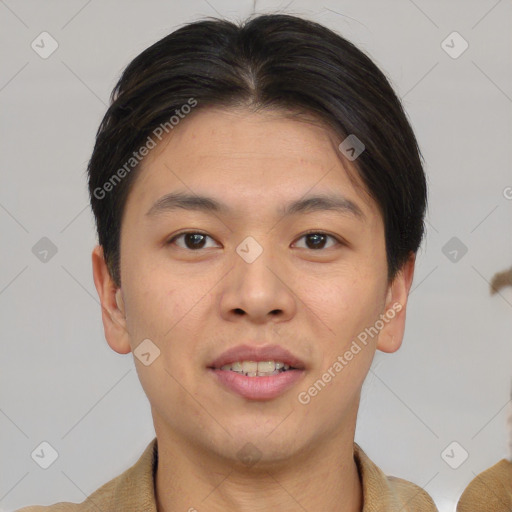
[1,0,511,510]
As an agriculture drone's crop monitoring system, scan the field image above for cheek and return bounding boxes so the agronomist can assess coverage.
[120,254,179,340]
[315,274,387,376]
[317,268,383,322]
[121,261,211,363]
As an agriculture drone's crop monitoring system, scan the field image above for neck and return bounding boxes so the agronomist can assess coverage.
[154,422,363,512]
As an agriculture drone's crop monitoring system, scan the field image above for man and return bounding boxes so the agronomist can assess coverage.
[18,13,438,512]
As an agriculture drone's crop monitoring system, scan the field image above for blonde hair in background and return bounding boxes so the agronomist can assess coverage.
[490,266,512,295]
[490,269,512,462]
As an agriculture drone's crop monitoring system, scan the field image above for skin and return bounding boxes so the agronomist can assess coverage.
[92,106,415,512]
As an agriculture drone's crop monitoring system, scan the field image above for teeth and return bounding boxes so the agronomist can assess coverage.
[231,361,243,372]
[218,360,294,376]
[257,361,274,373]
[242,361,258,373]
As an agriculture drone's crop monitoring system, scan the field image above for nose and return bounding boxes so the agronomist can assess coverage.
[219,238,296,325]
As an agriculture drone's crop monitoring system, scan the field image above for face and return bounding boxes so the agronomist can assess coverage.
[93,106,414,467]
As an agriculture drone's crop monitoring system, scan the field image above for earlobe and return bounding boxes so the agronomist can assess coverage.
[91,245,132,355]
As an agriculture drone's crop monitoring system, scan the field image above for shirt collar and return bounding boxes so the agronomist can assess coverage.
[354,442,438,510]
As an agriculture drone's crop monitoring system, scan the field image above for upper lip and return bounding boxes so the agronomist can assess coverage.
[208,344,306,370]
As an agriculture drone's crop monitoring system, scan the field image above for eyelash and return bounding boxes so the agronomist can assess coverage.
[166,230,343,251]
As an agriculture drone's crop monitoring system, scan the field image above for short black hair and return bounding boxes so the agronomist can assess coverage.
[87,13,427,287]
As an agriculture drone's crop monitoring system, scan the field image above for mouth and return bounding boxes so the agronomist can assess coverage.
[207,364,306,401]
[207,344,307,401]
[209,360,301,377]
[207,343,307,373]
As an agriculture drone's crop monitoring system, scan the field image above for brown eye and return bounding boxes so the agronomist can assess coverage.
[167,232,219,250]
[294,232,340,250]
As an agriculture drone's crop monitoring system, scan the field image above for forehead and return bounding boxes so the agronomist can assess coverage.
[124,107,379,224]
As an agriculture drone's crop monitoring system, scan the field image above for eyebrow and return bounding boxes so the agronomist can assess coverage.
[145,191,366,221]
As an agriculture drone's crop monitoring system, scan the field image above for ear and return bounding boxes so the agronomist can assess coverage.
[376,252,416,354]
[91,245,132,355]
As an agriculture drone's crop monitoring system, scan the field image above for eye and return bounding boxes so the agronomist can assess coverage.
[166,230,343,251]
[293,231,342,250]
[166,231,219,250]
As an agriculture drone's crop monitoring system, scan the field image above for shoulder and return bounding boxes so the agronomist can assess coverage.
[354,442,439,511]
[457,458,512,512]
[14,479,115,512]
[14,438,158,512]
[386,474,439,511]
[14,477,117,512]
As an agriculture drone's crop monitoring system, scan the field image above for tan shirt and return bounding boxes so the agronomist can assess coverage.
[457,458,512,511]
[17,438,438,511]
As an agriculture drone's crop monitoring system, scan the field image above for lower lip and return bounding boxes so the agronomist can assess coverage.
[209,369,305,401]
